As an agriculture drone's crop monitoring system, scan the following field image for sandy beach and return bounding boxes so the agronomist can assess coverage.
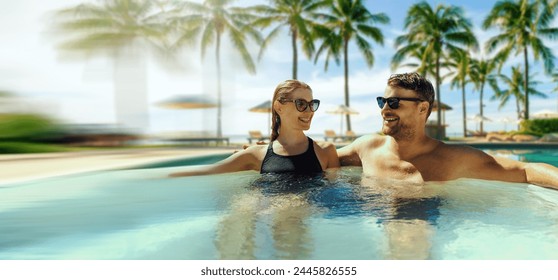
[0,147,237,185]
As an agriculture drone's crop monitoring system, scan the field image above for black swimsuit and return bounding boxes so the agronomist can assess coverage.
[260,137,323,174]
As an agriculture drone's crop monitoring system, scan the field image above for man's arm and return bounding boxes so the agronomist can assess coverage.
[492,156,558,190]
[337,136,365,166]
[324,142,341,168]
[467,153,558,190]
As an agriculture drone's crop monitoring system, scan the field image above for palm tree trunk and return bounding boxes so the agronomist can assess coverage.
[523,47,529,120]
[516,97,521,130]
[343,38,351,132]
[462,83,467,137]
[479,80,485,134]
[292,28,298,79]
[435,53,442,140]
[216,32,222,138]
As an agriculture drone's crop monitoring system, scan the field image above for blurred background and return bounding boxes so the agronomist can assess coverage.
[1,0,557,153]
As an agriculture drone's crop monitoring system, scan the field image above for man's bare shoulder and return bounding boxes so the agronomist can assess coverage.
[434,142,531,182]
[338,134,385,166]
[349,133,386,148]
[436,142,484,154]
[433,142,495,165]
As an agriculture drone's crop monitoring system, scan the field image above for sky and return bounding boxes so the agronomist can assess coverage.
[1,0,557,138]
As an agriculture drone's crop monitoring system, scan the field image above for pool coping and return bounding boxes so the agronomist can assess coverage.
[0,147,236,186]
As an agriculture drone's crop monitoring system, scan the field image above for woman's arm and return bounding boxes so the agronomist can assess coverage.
[169,147,262,177]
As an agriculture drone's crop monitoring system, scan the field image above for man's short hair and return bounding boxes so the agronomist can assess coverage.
[387,72,435,117]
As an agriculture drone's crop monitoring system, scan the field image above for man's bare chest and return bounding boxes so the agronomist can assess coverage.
[360,151,454,182]
[361,153,423,182]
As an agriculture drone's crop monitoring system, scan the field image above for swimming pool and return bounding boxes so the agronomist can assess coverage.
[1,148,557,260]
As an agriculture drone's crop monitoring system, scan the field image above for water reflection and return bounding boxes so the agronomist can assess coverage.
[214,169,446,259]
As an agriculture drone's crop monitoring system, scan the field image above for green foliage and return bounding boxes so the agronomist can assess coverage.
[520,118,558,136]
[483,0,558,120]
[392,2,478,139]
[250,0,330,78]
[0,142,68,154]
[313,0,389,132]
[52,0,170,55]
[0,90,14,97]
[0,114,63,141]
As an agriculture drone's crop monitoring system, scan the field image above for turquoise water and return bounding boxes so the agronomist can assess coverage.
[0,149,557,260]
[484,148,558,167]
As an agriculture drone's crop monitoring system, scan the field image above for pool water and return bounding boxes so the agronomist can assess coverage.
[484,148,558,167]
[0,149,557,260]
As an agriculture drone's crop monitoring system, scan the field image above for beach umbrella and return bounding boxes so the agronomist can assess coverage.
[156,95,217,109]
[467,114,492,131]
[498,116,519,131]
[248,100,272,135]
[326,104,359,135]
[532,109,558,119]
[155,94,217,133]
[467,114,492,122]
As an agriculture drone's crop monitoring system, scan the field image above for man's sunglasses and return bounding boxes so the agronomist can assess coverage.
[279,98,320,112]
[376,97,425,109]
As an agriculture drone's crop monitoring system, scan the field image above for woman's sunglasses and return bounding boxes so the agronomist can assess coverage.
[279,98,320,112]
[376,97,425,109]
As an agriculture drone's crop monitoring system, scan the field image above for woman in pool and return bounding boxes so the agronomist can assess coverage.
[169,79,339,177]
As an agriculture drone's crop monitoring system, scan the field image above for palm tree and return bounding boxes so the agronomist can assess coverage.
[250,0,330,79]
[469,56,500,134]
[314,0,389,132]
[483,0,558,121]
[51,0,171,131]
[169,0,262,137]
[448,49,472,137]
[392,2,478,139]
[394,45,438,78]
[491,66,546,122]
[552,71,558,111]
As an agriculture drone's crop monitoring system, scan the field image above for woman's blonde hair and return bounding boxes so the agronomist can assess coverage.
[270,79,312,141]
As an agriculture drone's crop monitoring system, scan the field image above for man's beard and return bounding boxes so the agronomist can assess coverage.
[383,123,416,141]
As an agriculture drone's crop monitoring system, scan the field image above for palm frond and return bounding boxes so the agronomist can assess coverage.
[227,26,257,74]
[258,25,283,61]
[355,35,374,67]
[199,22,215,59]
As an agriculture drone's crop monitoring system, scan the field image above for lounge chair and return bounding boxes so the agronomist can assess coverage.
[512,134,539,142]
[247,130,270,144]
[467,130,487,137]
[539,133,558,142]
[486,132,513,142]
[324,130,342,142]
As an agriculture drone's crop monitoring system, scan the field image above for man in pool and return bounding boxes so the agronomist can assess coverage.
[338,72,558,189]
